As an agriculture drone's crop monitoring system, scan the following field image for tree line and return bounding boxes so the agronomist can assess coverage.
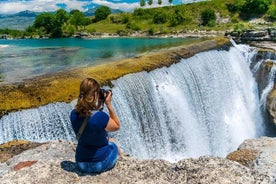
[0,6,112,38]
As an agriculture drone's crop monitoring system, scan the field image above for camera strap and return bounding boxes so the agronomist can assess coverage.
[76,110,97,141]
[76,117,88,141]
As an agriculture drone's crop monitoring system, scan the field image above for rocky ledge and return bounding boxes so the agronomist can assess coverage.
[1,137,276,184]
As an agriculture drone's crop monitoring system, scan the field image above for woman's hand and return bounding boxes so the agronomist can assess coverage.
[104,91,112,107]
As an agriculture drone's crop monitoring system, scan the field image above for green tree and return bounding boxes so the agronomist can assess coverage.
[34,13,55,35]
[268,4,276,20]
[148,0,153,6]
[140,0,146,7]
[168,0,173,5]
[55,9,68,25]
[169,9,190,26]
[158,0,162,6]
[226,0,246,13]
[69,9,85,30]
[153,11,167,24]
[201,8,216,26]
[95,6,111,22]
[241,0,272,16]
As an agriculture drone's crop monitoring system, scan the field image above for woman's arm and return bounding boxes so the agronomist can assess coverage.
[104,91,120,132]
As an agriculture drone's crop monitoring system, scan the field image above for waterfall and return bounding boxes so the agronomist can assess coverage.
[111,46,264,162]
[0,45,267,162]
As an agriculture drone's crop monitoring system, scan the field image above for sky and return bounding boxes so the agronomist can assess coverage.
[0,0,204,14]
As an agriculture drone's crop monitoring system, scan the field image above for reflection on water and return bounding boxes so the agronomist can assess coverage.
[0,37,201,83]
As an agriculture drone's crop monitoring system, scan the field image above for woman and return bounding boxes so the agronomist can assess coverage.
[70,78,122,173]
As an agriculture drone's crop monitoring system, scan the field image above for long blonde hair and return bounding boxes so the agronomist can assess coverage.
[75,78,103,117]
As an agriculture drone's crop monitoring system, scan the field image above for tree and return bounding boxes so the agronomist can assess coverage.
[95,6,111,22]
[153,11,167,24]
[158,0,162,6]
[55,9,68,25]
[34,13,55,35]
[268,4,276,20]
[140,0,145,7]
[201,8,216,26]
[241,0,273,16]
[169,9,190,26]
[69,9,85,30]
[148,0,153,6]
[168,0,173,5]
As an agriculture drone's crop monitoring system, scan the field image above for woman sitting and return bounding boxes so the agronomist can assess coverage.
[70,77,122,173]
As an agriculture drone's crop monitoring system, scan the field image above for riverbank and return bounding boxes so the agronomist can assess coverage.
[0,37,230,116]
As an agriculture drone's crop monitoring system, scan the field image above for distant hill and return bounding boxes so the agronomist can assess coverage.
[0,8,123,30]
[0,10,39,30]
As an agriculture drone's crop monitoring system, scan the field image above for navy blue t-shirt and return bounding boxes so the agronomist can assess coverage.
[70,109,111,162]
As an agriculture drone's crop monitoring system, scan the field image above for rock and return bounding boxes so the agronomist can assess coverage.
[227,137,276,183]
[267,89,276,125]
[226,149,258,168]
[0,140,43,163]
[0,140,271,184]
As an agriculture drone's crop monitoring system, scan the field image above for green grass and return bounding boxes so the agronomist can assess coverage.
[83,0,274,35]
[86,20,126,33]
[84,0,239,35]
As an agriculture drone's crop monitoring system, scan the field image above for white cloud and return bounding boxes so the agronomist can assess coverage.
[92,0,140,12]
[91,0,173,12]
[0,0,90,14]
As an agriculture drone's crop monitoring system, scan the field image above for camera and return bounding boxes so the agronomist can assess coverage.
[99,88,112,101]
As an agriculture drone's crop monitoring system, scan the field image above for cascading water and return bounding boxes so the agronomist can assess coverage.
[111,46,264,162]
[0,44,271,162]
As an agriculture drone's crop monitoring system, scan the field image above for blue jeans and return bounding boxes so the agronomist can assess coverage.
[76,142,118,173]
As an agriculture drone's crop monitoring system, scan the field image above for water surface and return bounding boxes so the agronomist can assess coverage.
[0,37,200,83]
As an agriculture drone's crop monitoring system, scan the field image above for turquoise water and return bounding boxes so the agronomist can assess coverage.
[0,37,200,84]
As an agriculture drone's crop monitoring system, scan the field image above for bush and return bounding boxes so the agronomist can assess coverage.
[267,4,276,20]
[241,0,273,16]
[169,9,191,26]
[153,11,167,24]
[126,22,141,31]
[201,8,216,26]
[148,27,154,35]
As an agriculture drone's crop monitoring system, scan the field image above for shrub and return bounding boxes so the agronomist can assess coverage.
[126,22,141,31]
[267,4,276,20]
[153,11,167,24]
[201,8,216,26]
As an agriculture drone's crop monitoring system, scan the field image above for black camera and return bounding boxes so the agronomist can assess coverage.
[99,88,112,101]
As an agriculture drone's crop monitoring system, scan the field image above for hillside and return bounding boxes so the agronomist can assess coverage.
[86,0,276,35]
[1,0,276,37]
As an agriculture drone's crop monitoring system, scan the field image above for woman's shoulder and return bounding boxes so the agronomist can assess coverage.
[91,110,108,118]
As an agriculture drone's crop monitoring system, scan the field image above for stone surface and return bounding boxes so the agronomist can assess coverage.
[0,139,273,184]
[0,140,43,163]
[226,149,258,168]
[227,137,276,183]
